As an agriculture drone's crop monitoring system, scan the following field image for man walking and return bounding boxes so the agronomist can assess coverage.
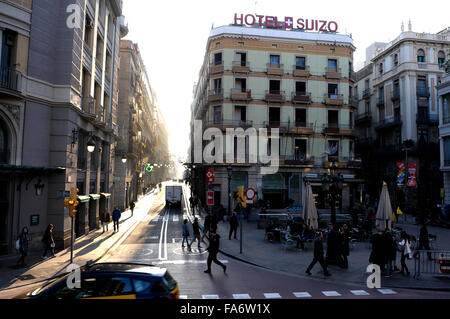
[204,229,227,274]
[326,223,339,265]
[306,231,331,276]
[229,212,238,240]
[129,201,135,217]
[189,217,202,249]
[414,224,432,260]
[100,208,111,233]
[112,206,121,233]
[202,213,211,241]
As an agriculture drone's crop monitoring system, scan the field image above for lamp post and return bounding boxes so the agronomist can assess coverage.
[227,165,233,218]
[322,160,343,226]
[401,141,413,222]
[87,136,96,153]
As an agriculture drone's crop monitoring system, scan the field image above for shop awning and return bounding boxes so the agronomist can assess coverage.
[90,194,101,200]
[100,193,111,198]
[78,195,90,203]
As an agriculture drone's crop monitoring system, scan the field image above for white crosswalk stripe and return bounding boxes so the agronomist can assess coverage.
[264,293,282,299]
[173,215,179,222]
[378,289,397,295]
[351,290,370,296]
[202,295,220,299]
[233,294,251,299]
[293,292,312,298]
[151,215,160,222]
[179,295,188,299]
[322,291,342,297]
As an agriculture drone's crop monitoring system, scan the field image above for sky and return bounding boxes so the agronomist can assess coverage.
[122,0,449,161]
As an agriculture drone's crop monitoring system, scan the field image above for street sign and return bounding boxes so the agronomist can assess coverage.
[207,191,214,206]
[206,170,215,183]
[245,188,256,200]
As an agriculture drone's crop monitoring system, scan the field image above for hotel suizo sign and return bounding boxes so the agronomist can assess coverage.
[234,13,338,33]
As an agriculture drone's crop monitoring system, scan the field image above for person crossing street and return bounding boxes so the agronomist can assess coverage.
[189,217,202,249]
[204,230,227,274]
[305,231,331,277]
[229,212,239,240]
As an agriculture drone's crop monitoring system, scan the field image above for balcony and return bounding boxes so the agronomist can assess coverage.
[376,97,385,107]
[349,70,356,82]
[349,96,358,108]
[264,121,289,133]
[290,122,314,135]
[208,88,223,102]
[325,67,341,79]
[232,61,250,73]
[230,88,252,101]
[0,67,22,93]
[362,88,371,99]
[322,123,339,134]
[210,62,224,74]
[355,112,372,126]
[417,88,430,98]
[391,90,400,102]
[416,113,438,125]
[265,90,285,103]
[292,92,311,104]
[81,97,96,116]
[267,63,284,76]
[284,155,314,166]
[375,116,402,130]
[417,98,429,107]
[206,119,254,130]
[95,107,106,124]
[324,93,343,106]
[293,65,310,77]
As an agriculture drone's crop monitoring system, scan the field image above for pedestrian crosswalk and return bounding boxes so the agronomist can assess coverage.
[188,289,398,299]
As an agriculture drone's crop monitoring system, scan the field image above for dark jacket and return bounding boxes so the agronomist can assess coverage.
[112,209,121,221]
[340,230,350,256]
[100,211,111,223]
[229,215,239,228]
[419,226,429,246]
[130,202,135,209]
[207,234,221,254]
[19,232,29,253]
[313,237,325,259]
[370,233,386,265]
[192,220,201,235]
[42,230,55,246]
[204,215,211,229]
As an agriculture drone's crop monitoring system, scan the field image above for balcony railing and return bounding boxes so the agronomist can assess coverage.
[391,89,400,102]
[232,61,250,73]
[324,93,344,105]
[325,67,341,79]
[355,112,372,125]
[284,155,314,165]
[209,61,224,74]
[267,63,284,75]
[416,113,438,124]
[293,65,310,77]
[349,96,358,108]
[375,116,402,130]
[265,90,285,102]
[231,88,252,101]
[206,119,253,128]
[376,97,385,107]
[417,88,430,97]
[208,88,223,102]
[82,97,96,115]
[0,67,22,92]
[292,92,311,104]
[264,121,289,133]
[417,98,429,107]
[363,88,371,99]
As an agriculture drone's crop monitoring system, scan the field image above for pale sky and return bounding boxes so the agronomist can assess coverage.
[122,0,449,161]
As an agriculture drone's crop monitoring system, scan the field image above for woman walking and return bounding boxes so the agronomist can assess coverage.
[42,224,56,258]
[398,231,412,276]
[16,227,30,267]
[182,219,191,249]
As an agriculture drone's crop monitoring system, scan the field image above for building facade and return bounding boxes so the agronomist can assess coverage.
[190,24,362,212]
[355,26,450,216]
[113,40,170,211]
[0,0,124,254]
[438,61,450,204]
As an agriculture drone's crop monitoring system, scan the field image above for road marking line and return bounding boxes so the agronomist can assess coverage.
[378,289,397,295]
[322,291,342,297]
[264,293,282,299]
[351,290,370,296]
[179,295,188,299]
[150,260,228,265]
[202,295,220,299]
[293,292,312,298]
[152,215,160,222]
[233,294,251,299]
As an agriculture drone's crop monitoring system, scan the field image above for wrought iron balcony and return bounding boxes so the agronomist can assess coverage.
[376,97,385,107]
[230,88,252,101]
[208,88,224,102]
[324,93,344,106]
[206,119,254,129]
[0,67,22,92]
[293,65,310,77]
[292,92,311,104]
[82,97,96,115]
[417,88,430,97]
[265,90,285,102]
[362,88,371,99]
[416,113,438,125]
[267,63,284,76]
[264,121,289,133]
[375,116,402,130]
[209,61,224,74]
[355,112,372,125]
[349,96,358,108]
[325,67,341,79]
[232,61,250,73]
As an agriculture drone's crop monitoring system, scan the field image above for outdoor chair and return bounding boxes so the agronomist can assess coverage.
[280,235,296,251]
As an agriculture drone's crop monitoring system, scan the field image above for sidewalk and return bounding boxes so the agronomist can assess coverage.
[0,187,163,294]
[211,211,450,291]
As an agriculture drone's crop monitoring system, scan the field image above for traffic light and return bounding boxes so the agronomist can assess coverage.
[64,188,79,217]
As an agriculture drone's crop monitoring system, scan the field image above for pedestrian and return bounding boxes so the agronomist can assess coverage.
[211,213,218,233]
[189,217,202,249]
[326,223,339,265]
[398,231,412,276]
[297,224,314,250]
[130,201,135,217]
[189,196,194,213]
[204,229,227,274]
[16,227,30,267]
[112,206,121,232]
[100,208,111,233]
[384,231,397,277]
[414,224,432,260]
[202,213,211,241]
[339,224,350,269]
[369,230,386,272]
[182,219,191,249]
[229,212,238,240]
[305,231,331,276]
[42,224,56,258]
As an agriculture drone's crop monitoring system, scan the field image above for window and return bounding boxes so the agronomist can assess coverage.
[417,49,425,63]
[213,106,222,124]
[272,44,277,49]
[328,110,339,127]
[365,102,370,114]
[295,109,306,126]
[270,55,280,67]
[365,79,370,90]
[445,139,450,165]
[327,140,339,160]
[150,281,168,294]
[393,54,399,68]
[418,128,428,144]
[236,52,247,66]
[133,280,152,293]
[234,105,247,122]
[0,120,8,164]
[214,52,222,65]
[328,83,338,98]
[84,15,93,48]
[444,94,450,123]
[235,78,247,92]
[438,51,446,67]
[269,80,281,93]
[213,78,222,93]
[295,56,306,70]
[417,77,427,96]
[328,59,337,71]
[349,112,354,128]
[295,82,306,95]
[269,107,280,125]
[295,139,307,160]
[349,141,354,159]
[378,86,384,102]
[379,63,383,76]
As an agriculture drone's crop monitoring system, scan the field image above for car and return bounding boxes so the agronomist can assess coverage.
[15,262,179,300]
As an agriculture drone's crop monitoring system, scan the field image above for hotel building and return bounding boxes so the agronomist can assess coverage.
[189,24,362,211]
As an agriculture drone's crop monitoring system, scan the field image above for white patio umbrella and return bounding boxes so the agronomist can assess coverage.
[303,183,319,230]
[375,182,393,231]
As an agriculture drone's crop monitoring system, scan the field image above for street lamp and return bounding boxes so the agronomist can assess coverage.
[87,136,96,153]
[35,179,45,196]
[227,165,233,218]
[322,160,344,225]
[122,155,127,163]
